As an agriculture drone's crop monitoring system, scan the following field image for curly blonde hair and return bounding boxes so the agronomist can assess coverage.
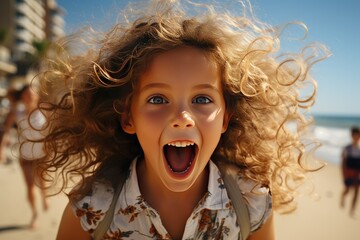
[31,0,329,213]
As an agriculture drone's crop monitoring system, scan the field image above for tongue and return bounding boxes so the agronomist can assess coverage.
[164,145,194,172]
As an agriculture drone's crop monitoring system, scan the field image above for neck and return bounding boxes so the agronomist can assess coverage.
[136,159,209,240]
[136,158,209,206]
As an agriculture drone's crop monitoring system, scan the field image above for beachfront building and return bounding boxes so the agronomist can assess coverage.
[0,0,65,61]
[0,46,17,94]
[0,0,65,91]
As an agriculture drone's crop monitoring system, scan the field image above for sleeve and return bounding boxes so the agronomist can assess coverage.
[70,181,115,232]
[238,178,272,232]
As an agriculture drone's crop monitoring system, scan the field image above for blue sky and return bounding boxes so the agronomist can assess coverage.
[57,0,360,116]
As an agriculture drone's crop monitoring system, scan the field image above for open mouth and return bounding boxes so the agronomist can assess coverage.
[163,141,197,174]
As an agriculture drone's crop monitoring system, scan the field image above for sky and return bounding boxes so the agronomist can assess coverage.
[57,0,360,116]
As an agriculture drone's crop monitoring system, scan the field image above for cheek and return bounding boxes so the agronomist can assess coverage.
[133,107,168,132]
[195,107,225,128]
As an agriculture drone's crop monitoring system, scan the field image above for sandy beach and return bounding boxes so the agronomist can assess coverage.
[1,158,359,240]
[274,162,360,240]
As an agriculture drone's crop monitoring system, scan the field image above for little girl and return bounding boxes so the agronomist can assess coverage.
[28,0,329,239]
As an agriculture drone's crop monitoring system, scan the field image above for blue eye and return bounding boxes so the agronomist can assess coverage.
[148,96,168,104]
[192,96,212,104]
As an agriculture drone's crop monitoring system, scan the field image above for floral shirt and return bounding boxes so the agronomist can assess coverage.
[71,159,272,239]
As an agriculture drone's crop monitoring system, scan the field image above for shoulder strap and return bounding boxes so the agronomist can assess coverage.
[93,172,128,240]
[216,161,250,240]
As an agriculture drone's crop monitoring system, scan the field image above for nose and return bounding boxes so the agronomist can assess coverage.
[172,111,195,128]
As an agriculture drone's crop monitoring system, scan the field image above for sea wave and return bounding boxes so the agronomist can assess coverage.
[312,126,351,165]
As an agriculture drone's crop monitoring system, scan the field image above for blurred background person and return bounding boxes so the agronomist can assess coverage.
[0,84,48,229]
[340,126,360,217]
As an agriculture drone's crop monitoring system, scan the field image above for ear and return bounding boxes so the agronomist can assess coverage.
[120,114,136,134]
[221,112,230,133]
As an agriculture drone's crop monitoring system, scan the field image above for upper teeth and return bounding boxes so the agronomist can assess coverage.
[167,141,194,147]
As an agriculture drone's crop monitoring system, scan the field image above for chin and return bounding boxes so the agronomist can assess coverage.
[161,176,197,193]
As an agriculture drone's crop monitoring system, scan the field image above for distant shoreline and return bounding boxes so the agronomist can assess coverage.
[310,114,360,129]
[311,113,360,117]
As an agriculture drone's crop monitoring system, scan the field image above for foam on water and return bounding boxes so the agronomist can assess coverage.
[312,126,352,165]
[303,114,360,165]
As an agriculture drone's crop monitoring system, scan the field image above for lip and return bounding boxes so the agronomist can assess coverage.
[162,140,199,179]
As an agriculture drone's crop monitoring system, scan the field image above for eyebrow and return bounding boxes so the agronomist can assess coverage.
[140,82,221,93]
[140,83,171,92]
[192,83,221,93]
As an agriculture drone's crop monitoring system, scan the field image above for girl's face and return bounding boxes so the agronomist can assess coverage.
[123,46,228,192]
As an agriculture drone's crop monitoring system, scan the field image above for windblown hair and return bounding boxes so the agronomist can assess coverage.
[30,0,329,213]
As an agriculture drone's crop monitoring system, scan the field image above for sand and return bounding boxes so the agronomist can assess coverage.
[0,158,359,240]
[274,162,360,240]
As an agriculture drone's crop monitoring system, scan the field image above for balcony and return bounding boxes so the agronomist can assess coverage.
[0,47,17,74]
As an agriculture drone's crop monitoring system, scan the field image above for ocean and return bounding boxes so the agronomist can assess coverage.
[310,114,360,165]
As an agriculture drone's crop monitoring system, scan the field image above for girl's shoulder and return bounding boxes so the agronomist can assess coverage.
[236,174,272,231]
[69,159,138,234]
[70,180,115,232]
[210,161,272,232]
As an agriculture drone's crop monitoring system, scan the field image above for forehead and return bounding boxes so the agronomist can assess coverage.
[139,46,220,86]
[152,46,215,68]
